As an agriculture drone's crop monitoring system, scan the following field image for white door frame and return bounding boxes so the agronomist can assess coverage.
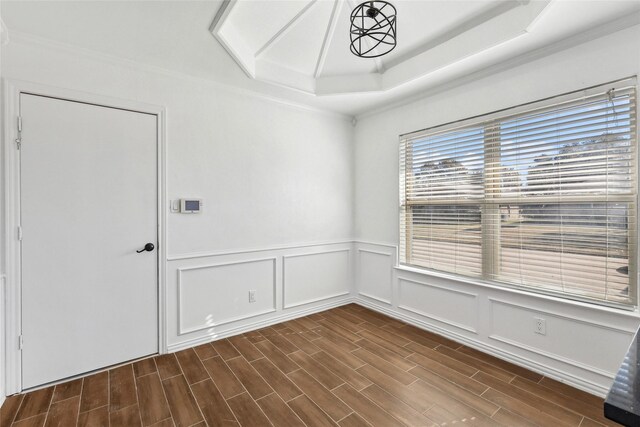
[2,79,168,394]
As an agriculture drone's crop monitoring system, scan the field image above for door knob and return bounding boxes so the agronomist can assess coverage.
[136,243,155,253]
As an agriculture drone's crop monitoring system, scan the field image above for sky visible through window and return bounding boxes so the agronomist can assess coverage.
[402,90,635,305]
[410,96,633,194]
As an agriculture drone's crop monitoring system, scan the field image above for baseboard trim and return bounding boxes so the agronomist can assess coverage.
[358,292,391,305]
[488,334,614,380]
[354,297,611,398]
[167,296,355,353]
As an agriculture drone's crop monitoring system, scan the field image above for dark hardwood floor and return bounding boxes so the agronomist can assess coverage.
[0,304,617,426]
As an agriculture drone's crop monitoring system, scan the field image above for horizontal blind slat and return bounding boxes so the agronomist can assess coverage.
[400,79,637,307]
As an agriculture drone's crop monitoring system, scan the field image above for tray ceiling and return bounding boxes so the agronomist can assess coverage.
[211,0,552,95]
[1,1,638,116]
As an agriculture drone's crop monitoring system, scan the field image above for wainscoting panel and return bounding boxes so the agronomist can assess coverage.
[177,258,276,335]
[283,249,351,309]
[489,298,634,375]
[164,239,638,397]
[353,241,640,397]
[166,241,354,351]
[357,248,393,304]
[398,277,478,333]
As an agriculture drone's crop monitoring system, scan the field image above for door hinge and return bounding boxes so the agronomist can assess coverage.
[16,116,22,150]
[18,335,23,350]
[17,226,23,241]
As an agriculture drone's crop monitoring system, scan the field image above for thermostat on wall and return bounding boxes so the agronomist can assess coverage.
[180,199,203,213]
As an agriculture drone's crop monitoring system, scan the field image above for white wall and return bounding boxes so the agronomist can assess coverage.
[2,15,639,401]
[0,33,355,394]
[353,25,640,396]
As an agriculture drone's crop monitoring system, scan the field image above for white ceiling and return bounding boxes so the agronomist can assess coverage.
[212,0,554,95]
[1,1,639,116]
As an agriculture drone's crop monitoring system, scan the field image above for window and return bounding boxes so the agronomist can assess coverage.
[400,79,638,308]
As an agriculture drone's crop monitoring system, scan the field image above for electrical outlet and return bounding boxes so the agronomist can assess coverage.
[534,317,546,335]
[249,290,256,303]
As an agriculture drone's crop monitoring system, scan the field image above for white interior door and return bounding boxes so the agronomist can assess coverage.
[20,94,158,389]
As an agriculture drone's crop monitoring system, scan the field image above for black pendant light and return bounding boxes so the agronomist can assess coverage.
[350,1,397,58]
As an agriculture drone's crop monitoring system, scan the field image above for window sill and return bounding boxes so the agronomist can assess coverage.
[394,264,640,318]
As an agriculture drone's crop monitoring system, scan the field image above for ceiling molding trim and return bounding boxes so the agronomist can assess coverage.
[257,60,317,94]
[311,0,548,96]
[354,12,640,120]
[316,73,382,95]
[208,0,552,96]
[216,30,257,78]
[1,17,9,46]
[255,0,318,59]
[382,0,522,70]
[379,1,549,92]
[525,0,556,33]
[314,0,343,78]
[5,30,354,122]
[208,0,234,33]
[209,0,257,78]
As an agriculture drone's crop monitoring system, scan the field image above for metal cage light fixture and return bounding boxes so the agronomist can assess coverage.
[350,0,397,58]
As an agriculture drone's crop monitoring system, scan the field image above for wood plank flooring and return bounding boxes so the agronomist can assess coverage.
[0,304,617,427]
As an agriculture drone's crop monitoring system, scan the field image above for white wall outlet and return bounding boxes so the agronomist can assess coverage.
[249,290,256,303]
[534,317,546,335]
[170,200,180,213]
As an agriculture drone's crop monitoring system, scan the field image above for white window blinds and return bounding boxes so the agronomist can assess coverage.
[400,79,637,308]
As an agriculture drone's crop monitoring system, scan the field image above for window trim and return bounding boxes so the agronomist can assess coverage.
[400,77,638,141]
[394,264,640,317]
[398,76,639,311]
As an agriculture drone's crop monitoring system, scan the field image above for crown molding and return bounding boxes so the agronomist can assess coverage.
[355,11,640,120]
[4,30,354,122]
